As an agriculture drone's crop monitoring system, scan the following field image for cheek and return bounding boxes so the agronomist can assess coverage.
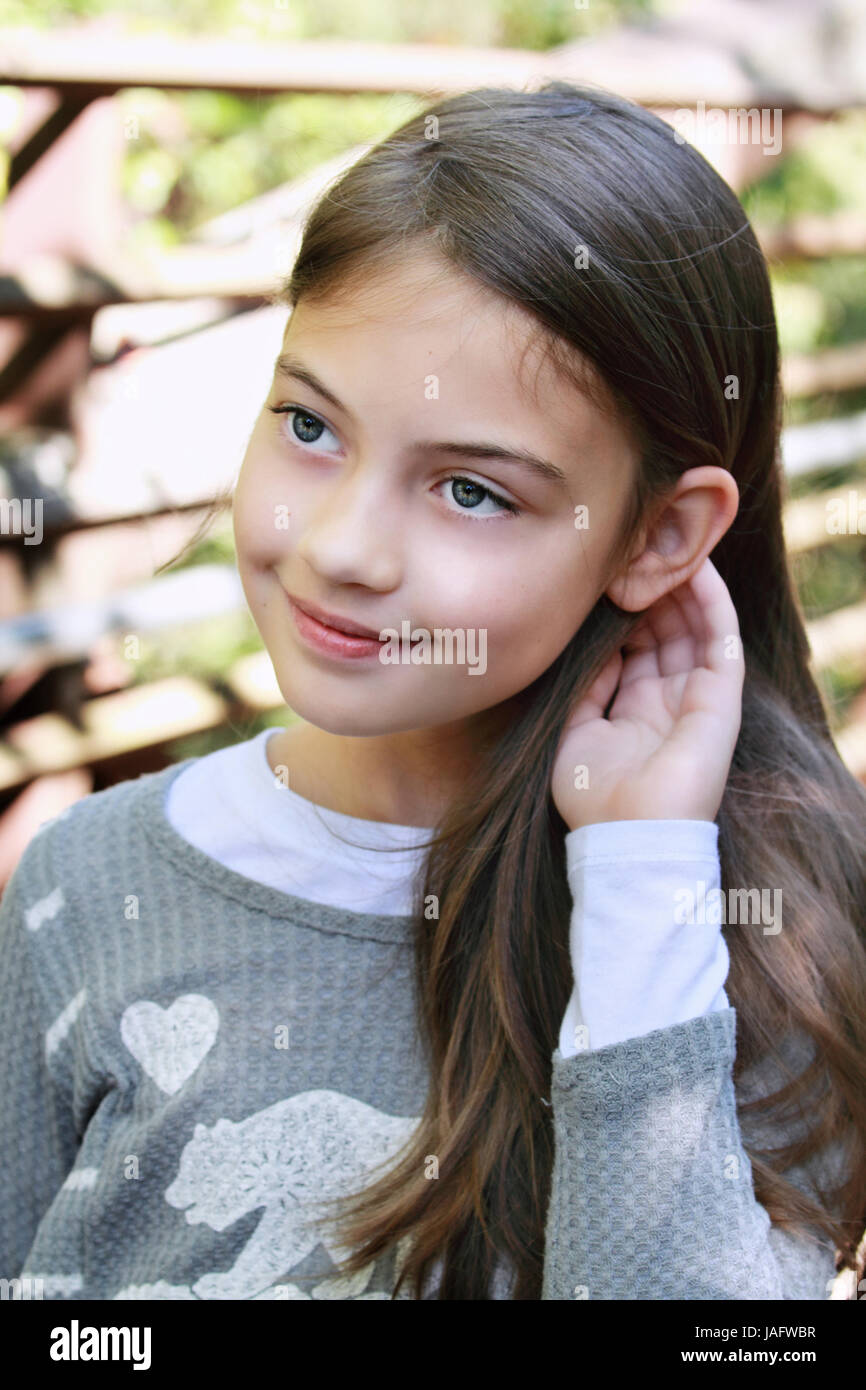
[233,454,294,568]
[416,549,589,699]
[465,541,594,656]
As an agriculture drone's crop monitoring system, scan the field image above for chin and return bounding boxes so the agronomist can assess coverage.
[275,686,387,738]
[279,686,444,739]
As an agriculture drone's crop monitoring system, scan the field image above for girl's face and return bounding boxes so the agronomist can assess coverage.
[233,248,641,740]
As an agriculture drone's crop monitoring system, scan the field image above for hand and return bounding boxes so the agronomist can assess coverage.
[551,556,745,832]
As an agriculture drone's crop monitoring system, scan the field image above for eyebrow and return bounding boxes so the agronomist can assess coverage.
[273,351,570,487]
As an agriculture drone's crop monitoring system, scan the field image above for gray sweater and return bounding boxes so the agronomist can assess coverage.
[0,757,845,1299]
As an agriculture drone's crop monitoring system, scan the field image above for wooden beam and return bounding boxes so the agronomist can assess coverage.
[755,211,866,261]
[0,262,128,316]
[0,675,228,790]
[783,343,866,399]
[784,485,866,553]
[0,319,84,400]
[0,496,230,549]
[224,650,284,711]
[781,410,866,478]
[7,93,92,190]
[1,28,861,111]
[0,31,538,98]
[0,269,273,315]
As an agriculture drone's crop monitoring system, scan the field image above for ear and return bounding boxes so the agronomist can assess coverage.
[605,466,739,612]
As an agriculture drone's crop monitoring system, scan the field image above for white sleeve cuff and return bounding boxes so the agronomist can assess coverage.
[558,820,731,1057]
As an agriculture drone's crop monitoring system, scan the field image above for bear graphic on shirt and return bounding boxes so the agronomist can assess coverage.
[162,1088,421,1300]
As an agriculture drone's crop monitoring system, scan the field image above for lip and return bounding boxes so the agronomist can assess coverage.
[284,591,387,661]
[288,594,382,640]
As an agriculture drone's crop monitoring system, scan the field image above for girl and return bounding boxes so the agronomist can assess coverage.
[2,81,866,1303]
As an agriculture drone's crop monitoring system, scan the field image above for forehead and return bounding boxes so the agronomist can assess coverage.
[281,249,638,473]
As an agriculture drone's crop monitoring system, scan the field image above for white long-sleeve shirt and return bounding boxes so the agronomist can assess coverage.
[166,728,731,1055]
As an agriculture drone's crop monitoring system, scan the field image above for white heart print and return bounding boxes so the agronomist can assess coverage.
[121,994,219,1095]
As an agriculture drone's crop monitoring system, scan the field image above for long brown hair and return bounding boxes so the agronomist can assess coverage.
[267,81,866,1298]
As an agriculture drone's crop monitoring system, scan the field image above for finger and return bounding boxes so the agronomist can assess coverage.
[618,592,692,687]
[565,648,624,727]
[666,582,707,666]
[669,578,702,642]
[643,588,699,679]
[617,615,661,687]
[687,557,744,679]
[630,558,741,683]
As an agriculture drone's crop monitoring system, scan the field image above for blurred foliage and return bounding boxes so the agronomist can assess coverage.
[793,524,866,620]
[777,256,866,354]
[117,88,421,249]
[127,609,260,684]
[743,112,866,431]
[741,111,866,224]
[0,0,654,46]
[816,659,866,729]
[786,448,866,499]
[152,508,238,573]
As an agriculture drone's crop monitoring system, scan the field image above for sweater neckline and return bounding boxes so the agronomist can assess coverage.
[139,754,418,944]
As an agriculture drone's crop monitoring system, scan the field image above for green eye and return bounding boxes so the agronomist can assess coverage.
[268,404,342,455]
[441,476,520,517]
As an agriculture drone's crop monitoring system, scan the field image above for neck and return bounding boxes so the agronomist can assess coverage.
[268,697,522,827]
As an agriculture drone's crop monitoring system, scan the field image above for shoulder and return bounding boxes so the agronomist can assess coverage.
[6,761,190,910]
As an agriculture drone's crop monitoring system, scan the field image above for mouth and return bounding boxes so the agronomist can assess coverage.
[283,590,424,661]
[285,597,381,659]
[287,594,383,640]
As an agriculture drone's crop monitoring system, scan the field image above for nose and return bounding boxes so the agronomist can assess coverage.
[295,462,403,590]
